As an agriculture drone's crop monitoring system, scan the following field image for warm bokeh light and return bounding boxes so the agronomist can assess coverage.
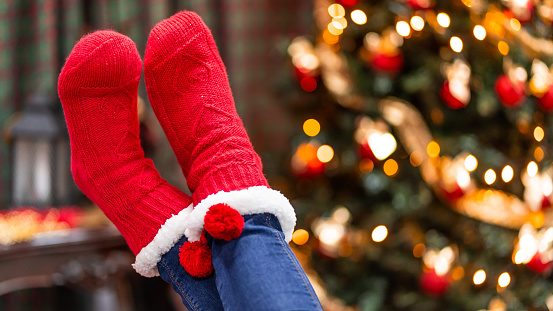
[501,165,514,183]
[464,155,478,172]
[473,25,486,40]
[368,132,397,160]
[413,243,426,258]
[473,269,486,285]
[427,141,440,158]
[383,159,399,176]
[332,17,348,30]
[498,272,511,287]
[322,29,340,44]
[527,161,538,177]
[292,229,309,245]
[498,41,509,55]
[359,158,374,173]
[396,21,411,37]
[328,22,344,36]
[372,225,388,242]
[534,126,545,142]
[451,266,465,281]
[535,147,544,162]
[456,170,471,188]
[410,151,423,167]
[303,119,321,137]
[450,36,463,53]
[484,169,496,185]
[437,13,451,28]
[410,16,425,31]
[514,249,526,264]
[328,3,345,18]
[462,0,474,7]
[510,18,521,31]
[351,10,367,25]
[317,145,334,163]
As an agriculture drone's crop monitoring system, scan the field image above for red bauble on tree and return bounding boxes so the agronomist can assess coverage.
[336,0,360,7]
[441,59,471,109]
[407,0,434,10]
[495,75,526,107]
[371,51,403,74]
[537,87,553,111]
[441,81,467,109]
[420,268,450,296]
[527,252,553,274]
[503,0,533,23]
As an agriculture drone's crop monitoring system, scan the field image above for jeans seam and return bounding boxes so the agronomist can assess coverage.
[265,214,321,310]
[160,258,200,311]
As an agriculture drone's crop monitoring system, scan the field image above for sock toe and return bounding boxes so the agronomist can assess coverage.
[59,30,142,94]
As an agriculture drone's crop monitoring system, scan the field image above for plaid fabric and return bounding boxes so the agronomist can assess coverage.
[0,0,311,207]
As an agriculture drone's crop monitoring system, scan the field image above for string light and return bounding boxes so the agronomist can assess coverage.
[510,18,521,31]
[383,159,399,176]
[328,3,345,18]
[535,147,544,162]
[413,243,426,258]
[437,13,451,28]
[351,10,367,25]
[317,145,334,163]
[534,126,545,142]
[464,155,478,172]
[372,225,388,242]
[473,269,486,285]
[396,21,411,37]
[498,41,510,55]
[292,229,309,245]
[332,17,348,30]
[410,151,423,167]
[410,16,425,31]
[501,165,514,183]
[473,25,486,40]
[498,272,511,288]
[322,29,340,44]
[303,119,320,137]
[527,161,538,177]
[450,36,463,53]
[484,169,496,185]
[328,23,343,36]
[427,141,440,158]
[368,132,397,160]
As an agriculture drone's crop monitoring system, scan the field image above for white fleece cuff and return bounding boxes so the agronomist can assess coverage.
[132,186,297,277]
[132,204,194,277]
[184,186,297,243]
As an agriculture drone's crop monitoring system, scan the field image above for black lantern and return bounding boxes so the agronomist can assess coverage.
[11,94,72,207]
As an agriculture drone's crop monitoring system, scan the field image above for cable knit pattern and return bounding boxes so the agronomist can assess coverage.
[144,11,269,206]
[58,31,192,255]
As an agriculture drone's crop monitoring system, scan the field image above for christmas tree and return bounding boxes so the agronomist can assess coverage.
[284,0,553,309]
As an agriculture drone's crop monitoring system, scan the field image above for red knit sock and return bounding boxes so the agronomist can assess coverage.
[144,12,269,240]
[58,31,192,261]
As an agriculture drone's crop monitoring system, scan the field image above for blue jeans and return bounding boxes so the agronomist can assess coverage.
[157,213,323,311]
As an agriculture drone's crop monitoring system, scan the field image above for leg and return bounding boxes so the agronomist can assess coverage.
[58,30,222,309]
[211,214,323,311]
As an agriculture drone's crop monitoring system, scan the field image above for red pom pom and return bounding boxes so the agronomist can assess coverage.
[407,0,434,10]
[204,203,244,241]
[495,75,525,107]
[179,240,214,278]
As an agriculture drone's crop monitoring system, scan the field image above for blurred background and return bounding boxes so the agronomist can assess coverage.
[3,0,553,310]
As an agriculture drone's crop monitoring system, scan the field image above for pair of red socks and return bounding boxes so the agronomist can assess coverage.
[58,11,295,278]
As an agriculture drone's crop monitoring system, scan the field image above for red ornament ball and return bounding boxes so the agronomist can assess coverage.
[439,181,465,202]
[204,203,244,241]
[440,81,467,109]
[494,75,525,107]
[420,268,450,296]
[179,240,214,278]
[538,87,553,112]
[407,0,434,10]
[336,0,359,7]
[359,139,378,162]
[371,51,403,74]
[527,252,553,274]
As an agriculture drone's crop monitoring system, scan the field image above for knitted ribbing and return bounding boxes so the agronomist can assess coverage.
[58,31,192,255]
[144,11,269,205]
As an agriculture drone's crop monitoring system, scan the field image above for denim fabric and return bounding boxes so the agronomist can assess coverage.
[211,213,323,311]
[158,213,323,311]
[157,237,224,311]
